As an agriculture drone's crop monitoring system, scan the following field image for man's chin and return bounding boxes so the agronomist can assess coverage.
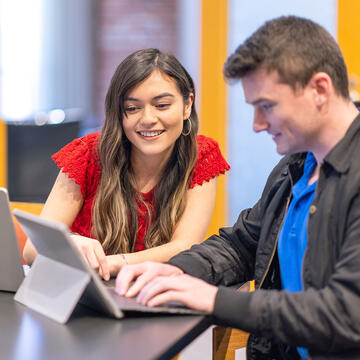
[276,145,292,156]
[277,148,301,157]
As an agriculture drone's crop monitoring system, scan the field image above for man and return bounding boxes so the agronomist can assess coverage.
[115,16,360,359]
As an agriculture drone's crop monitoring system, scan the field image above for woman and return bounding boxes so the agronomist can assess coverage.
[23,48,229,280]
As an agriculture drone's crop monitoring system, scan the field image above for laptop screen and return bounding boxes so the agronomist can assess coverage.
[0,188,25,292]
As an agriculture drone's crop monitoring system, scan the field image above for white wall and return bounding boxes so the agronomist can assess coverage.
[0,0,95,122]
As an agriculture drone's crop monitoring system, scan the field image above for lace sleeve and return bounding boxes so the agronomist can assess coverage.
[190,135,230,188]
[51,132,100,198]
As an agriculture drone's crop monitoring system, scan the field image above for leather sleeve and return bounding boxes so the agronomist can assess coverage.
[212,192,360,354]
[168,156,290,286]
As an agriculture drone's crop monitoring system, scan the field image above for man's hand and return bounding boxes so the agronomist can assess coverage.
[136,274,218,313]
[115,262,183,297]
[70,234,110,281]
[115,261,218,313]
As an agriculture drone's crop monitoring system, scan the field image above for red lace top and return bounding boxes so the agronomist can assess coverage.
[52,132,230,252]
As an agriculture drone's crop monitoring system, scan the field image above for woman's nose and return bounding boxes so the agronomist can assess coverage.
[140,106,157,127]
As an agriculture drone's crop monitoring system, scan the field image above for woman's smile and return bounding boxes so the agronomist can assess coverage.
[137,130,165,139]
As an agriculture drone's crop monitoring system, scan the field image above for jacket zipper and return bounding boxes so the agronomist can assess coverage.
[259,168,293,289]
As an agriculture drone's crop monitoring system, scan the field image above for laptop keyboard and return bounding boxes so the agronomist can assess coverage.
[102,278,206,315]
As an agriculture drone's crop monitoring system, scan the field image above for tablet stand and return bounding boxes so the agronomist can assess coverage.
[15,254,91,324]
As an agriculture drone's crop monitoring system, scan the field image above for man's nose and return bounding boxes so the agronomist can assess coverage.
[253,109,269,133]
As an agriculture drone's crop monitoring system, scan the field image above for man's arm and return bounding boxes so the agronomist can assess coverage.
[167,207,259,286]
[212,193,360,354]
[115,208,261,298]
[167,156,291,285]
[125,192,360,354]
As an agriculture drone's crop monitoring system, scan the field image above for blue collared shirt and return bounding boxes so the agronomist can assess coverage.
[278,152,317,359]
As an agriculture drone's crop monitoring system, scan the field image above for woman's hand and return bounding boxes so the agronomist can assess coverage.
[70,234,110,280]
[106,254,128,278]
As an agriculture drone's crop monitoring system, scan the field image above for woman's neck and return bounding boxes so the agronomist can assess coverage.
[130,147,173,193]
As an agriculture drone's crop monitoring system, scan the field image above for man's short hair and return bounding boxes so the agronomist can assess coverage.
[224,16,350,99]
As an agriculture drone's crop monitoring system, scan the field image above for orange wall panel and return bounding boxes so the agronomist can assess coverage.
[0,119,6,187]
[338,0,360,100]
[200,0,228,237]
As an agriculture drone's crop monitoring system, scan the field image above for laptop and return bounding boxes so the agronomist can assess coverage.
[13,209,206,324]
[0,188,26,292]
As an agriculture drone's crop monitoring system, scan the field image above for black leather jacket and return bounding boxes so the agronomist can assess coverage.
[169,114,360,359]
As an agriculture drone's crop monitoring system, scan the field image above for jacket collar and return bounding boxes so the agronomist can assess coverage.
[323,113,360,173]
[286,153,307,185]
[286,112,360,176]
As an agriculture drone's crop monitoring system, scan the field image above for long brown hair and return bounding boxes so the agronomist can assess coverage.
[93,48,199,254]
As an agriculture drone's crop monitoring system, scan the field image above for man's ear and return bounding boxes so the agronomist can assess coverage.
[184,93,194,119]
[309,72,332,108]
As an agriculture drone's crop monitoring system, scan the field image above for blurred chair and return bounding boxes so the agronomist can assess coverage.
[7,115,80,203]
[212,280,255,360]
[10,201,44,264]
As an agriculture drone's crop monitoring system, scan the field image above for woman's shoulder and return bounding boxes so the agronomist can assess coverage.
[55,131,100,158]
[51,131,101,195]
[74,131,100,150]
[196,134,221,150]
[190,135,230,188]
[195,134,229,163]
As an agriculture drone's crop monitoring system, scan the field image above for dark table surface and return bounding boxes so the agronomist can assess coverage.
[0,292,210,360]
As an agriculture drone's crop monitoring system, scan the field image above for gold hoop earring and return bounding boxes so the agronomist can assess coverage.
[182,118,191,136]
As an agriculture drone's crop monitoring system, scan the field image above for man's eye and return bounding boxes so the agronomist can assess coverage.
[261,103,274,111]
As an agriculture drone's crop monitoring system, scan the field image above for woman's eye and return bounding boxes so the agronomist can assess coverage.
[125,106,138,113]
[156,103,170,109]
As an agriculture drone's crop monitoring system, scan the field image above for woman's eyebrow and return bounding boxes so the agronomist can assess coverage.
[152,92,175,100]
[124,92,175,102]
[124,96,140,102]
